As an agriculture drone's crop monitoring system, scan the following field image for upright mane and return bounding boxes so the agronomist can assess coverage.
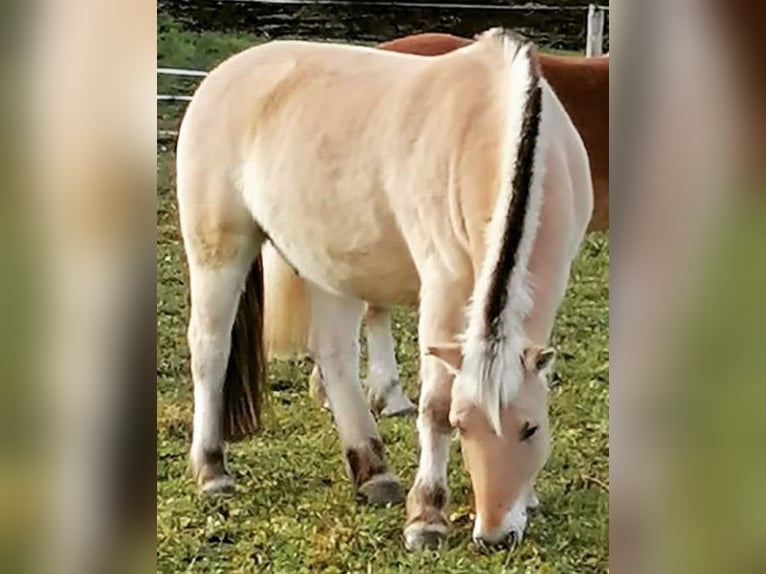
[457,29,548,435]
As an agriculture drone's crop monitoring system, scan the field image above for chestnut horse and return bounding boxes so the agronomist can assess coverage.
[179,30,592,549]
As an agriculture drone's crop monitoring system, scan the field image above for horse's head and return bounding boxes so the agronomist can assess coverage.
[428,343,556,548]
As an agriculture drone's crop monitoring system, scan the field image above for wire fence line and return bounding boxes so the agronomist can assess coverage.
[208,0,607,10]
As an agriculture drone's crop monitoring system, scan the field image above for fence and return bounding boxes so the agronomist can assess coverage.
[191,0,600,9]
[161,0,608,46]
[158,2,608,140]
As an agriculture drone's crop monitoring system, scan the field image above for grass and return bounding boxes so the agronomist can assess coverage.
[157,17,609,573]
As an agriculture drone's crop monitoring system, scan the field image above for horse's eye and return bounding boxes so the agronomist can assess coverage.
[520,422,538,441]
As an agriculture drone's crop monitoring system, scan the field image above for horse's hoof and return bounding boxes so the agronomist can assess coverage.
[380,393,417,418]
[359,473,405,506]
[191,448,234,495]
[200,474,236,495]
[404,520,448,551]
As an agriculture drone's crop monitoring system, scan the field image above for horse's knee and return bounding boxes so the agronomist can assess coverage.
[419,391,452,434]
[186,217,255,269]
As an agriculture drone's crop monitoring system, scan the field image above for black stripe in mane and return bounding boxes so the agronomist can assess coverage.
[483,73,543,338]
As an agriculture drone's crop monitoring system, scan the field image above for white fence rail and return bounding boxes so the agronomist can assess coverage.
[158,95,193,101]
[158,67,209,78]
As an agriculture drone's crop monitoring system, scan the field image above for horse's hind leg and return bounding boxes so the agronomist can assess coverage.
[364,306,416,417]
[185,226,261,494]
[307,286,404,505]
[309,305,416,418]
[308,364,328,409]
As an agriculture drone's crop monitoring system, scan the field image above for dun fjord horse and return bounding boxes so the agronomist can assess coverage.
[178,30,592,549]
[266,32,607,422]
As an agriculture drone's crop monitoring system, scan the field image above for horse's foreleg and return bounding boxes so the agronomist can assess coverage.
[364,306,416,417]
[404,279,469,550]
[307,286,405,506]
[187,241,258,494]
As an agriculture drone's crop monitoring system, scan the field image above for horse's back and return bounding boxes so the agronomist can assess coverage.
[180,41,403,151]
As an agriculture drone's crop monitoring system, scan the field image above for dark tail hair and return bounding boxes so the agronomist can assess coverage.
[223,253,267,441]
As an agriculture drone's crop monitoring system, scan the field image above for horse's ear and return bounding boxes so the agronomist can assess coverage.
[425,343,462,376]
[523,346,556,375]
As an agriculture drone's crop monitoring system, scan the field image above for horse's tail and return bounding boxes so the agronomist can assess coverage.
[223,252,267,441]
[262,243,312,358]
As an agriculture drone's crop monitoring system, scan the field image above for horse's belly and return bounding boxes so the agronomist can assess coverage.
[279,226,420,306]
[245,171,420,305]
[310,241,420,306]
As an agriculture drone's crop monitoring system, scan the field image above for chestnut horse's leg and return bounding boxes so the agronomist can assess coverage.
[307,286,404,505]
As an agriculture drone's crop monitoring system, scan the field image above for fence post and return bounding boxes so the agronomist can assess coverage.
[586,4,605,57]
